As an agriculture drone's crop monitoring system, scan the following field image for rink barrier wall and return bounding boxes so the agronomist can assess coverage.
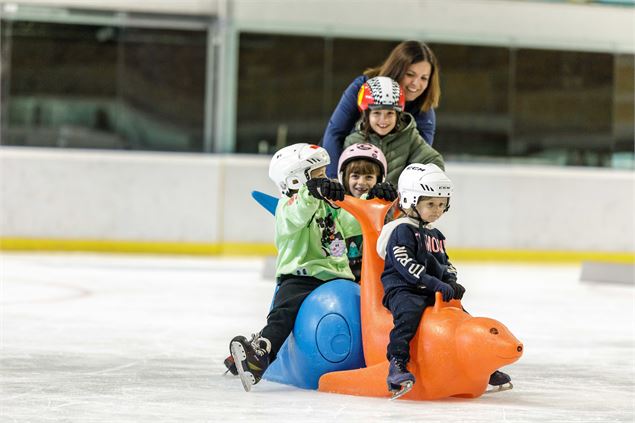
[1,147,633,263]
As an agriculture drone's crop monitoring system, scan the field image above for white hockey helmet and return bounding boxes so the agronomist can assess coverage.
[268,143,330,195]
[398,163,453,210]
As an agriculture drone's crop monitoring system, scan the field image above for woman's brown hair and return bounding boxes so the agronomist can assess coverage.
[364,40,440,113]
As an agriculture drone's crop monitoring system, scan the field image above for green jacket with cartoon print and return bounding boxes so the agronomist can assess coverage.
[274,185,356,281]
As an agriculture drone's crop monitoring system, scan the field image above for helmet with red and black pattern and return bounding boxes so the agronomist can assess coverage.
[357,76,405,112]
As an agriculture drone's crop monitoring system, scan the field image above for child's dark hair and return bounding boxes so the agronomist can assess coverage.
[342,158,381,194]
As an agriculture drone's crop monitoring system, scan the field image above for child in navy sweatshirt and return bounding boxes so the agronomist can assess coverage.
[376,163,511,396]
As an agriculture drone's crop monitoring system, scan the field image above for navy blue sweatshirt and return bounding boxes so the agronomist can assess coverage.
[376,217,457,294]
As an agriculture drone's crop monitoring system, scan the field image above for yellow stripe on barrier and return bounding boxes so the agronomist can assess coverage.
[446,248,635,264]
[0,238,276,256]
[0,238,632,264]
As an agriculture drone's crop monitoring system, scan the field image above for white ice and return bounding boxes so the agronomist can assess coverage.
[1,253,633,422]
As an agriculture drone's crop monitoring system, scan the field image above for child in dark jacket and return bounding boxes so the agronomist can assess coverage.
[376,163,511,396]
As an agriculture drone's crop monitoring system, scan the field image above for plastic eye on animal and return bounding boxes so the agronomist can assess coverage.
[490,327,499,335]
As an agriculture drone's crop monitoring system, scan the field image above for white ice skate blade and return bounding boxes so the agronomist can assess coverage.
[389,381,413,400]
[230,340,255,392]
[485,382,513,394]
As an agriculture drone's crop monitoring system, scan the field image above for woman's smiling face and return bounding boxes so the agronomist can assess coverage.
[399,61,431,102]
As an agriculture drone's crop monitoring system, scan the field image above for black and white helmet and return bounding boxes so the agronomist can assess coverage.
[398,163,453,210]
[357,76,405,112]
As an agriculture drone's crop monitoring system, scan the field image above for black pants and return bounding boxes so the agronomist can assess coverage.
[383,287,433,363]
[260,275,325,361]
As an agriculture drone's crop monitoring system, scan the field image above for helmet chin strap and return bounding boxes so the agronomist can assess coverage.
[399,203,429,228]
[413,208,429,230]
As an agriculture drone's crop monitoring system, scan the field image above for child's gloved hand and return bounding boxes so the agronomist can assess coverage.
[447,281,466,299]
[424,278,454,302]
[442,269,457,284]
[367,182,397,201]
[306,178,345,201]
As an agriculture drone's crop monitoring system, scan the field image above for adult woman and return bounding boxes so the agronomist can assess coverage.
[322,41,441,178]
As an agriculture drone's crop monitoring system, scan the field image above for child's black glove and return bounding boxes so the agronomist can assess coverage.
[424,278,454,302]
[306,178,345,201]
[447,281,466,299]
[367,182,397,201]
[442,268,457,284]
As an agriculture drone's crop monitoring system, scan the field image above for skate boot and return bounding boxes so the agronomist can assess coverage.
[386,357,415,400]
[223,354,238,376]
[230,334,271,392]
[487,370,513,393]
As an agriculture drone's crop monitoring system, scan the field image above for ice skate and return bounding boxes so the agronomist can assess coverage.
[387,357,415,400]
[485,370,513,393]
[230,334,271,392]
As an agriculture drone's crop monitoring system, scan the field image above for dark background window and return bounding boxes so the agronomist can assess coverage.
[431,43,511,158]
[1,20,207,152]
[236,34,326,154]
[514,49,614,166]
[236,34,398,154]
[2,23,632,168]
[235,33,633,168]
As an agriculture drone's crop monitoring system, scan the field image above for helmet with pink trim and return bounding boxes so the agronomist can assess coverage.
[357,76,405,112]
[337,143,388,184]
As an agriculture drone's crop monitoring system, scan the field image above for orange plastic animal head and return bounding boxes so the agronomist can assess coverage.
[455,315,524,381]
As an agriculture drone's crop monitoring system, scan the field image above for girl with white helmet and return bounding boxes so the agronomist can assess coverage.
[375,163,511,398]
[342,76,445,186]
[228,143,358,392]
[336,143,398,281]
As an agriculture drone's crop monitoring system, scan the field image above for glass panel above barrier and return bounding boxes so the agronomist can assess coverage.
[429,43,511,160]
[235,33,326,155]
[234,33,633,169]
[513,48,619,167]
[235,35,403,155]
[0,19,208,152]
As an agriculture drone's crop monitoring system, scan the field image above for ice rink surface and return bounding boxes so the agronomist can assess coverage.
[1,252,633,422]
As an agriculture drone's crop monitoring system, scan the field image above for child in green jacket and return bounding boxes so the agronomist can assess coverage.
[344,76,445,186]
[229,143,355,392]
